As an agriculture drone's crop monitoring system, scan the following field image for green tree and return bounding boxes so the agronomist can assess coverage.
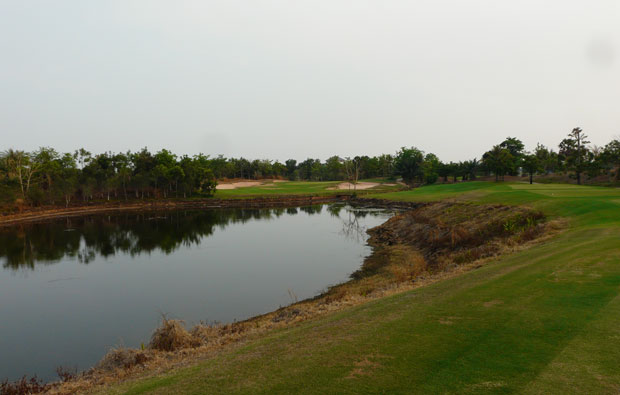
[522,153,541,184]
[285,159,297,181]
[56,153,79,207]
[499,137,525,176]
[377,154,394,179]
[559,127,590,184]
[422,153,440,184]
[394,147,424,183]
[601,140,620,181]
[3,149,41,202]
[534,144,559,174]
[483,145,513,181]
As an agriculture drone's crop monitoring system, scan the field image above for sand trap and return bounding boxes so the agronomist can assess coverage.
[216,181,264,190]
[329,182,380,190]
[216,180,288,190]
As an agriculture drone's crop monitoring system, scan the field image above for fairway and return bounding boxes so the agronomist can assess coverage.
[102,182,620,394]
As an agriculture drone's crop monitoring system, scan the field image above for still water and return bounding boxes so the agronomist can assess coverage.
[0,204,391,381]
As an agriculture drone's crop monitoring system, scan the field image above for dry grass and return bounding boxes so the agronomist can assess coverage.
[96,348,151,372]
[148,318,197,352]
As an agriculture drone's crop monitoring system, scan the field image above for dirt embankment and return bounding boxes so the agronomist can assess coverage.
[353,201,549,281]
[0,195,350,227]
[44,201,559,395]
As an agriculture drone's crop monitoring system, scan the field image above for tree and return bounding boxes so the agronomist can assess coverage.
[56,153,79,207]
[534,143,559,174]
[3,149,41,202]
[343,157,362,193]
[559,127,590,184]
[601,140,620,180]
[462,158,479,180]
[112,152,132,200]
[394,147,424,184]
[499,137,524,176]
[482,145,513,181]
[522,153,541,184]
[438,162,450,182]
[271,161,287,178]
[422,153,440,184]
[324,156,343,181]
[285,159,297,181]
[377,154,394,179]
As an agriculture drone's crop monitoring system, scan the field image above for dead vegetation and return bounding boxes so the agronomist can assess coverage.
[45,201,560,394]
[149,318,197,352]
[0,376,50,395]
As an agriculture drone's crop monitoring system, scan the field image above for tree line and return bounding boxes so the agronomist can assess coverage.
[2,127,620,207]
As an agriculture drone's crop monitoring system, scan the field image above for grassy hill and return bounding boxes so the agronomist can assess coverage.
[104,182,620,394]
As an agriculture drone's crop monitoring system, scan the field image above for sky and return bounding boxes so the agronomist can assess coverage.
[1,0,619,162]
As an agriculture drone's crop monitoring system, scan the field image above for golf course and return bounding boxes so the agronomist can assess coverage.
[96,181,620,394]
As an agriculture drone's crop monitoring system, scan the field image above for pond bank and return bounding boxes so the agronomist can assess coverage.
[42,199,560,394]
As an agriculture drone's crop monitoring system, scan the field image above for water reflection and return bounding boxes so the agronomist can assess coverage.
[0,205,388,270]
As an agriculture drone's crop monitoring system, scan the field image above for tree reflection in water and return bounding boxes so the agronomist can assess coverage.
[0,205,391,270]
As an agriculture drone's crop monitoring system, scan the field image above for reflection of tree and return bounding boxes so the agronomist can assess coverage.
[0,208,283,270]
[299,205,323,215]
[339,206,393,243]
[327,204,343,218]
[0,204,394,270]
[340,209,368,243]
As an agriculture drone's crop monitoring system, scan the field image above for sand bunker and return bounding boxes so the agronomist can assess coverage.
[216,181,264,190]
[216,180,288,190]
[330,182,380,190]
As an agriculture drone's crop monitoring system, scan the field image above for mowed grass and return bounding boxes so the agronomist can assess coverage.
[106,182,620,394]
[213,180,402,198]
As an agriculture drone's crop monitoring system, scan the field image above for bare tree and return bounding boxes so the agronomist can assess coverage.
[342,157,361,194]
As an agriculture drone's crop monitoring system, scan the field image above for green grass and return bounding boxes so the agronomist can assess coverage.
[105,182,620,394]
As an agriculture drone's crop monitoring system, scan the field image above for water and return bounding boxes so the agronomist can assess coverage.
[0,204,391,382]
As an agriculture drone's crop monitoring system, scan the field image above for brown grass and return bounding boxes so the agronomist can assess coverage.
[148,318,198,352]
[96,348,151,372]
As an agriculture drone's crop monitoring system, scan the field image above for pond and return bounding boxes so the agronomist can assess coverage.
[0,203,392,382]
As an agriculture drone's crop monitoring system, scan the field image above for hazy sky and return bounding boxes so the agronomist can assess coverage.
[1,1,619,162]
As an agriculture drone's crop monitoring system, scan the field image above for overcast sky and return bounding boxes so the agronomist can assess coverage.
[1,1,619,162]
